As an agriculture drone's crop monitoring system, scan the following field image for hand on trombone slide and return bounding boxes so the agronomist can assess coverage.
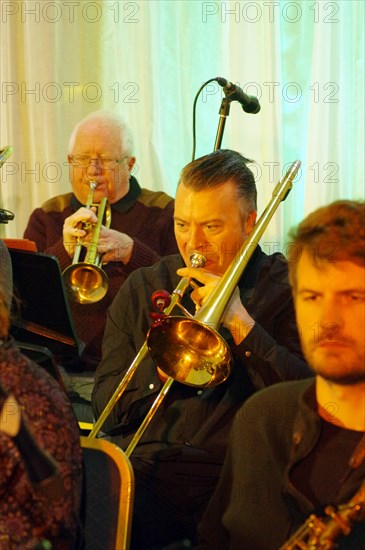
[177,266,255,345]
[62,206,134,263]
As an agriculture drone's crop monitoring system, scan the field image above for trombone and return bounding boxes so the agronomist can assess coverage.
[63,181,111,304]
[89,160,302,456]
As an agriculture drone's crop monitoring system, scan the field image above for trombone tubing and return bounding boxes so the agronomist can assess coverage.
[193,160,301,328]
[88,276,192,438]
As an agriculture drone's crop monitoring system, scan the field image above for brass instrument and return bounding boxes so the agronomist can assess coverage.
[0,146,15,224]
[63,181,111,304]
[279,480,365,549]
[0,146,13,168]
[89,160,301,456]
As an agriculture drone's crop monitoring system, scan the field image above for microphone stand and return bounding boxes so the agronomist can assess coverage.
[214,96,232,151]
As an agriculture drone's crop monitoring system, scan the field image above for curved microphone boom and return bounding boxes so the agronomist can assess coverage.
[216,77,261,114]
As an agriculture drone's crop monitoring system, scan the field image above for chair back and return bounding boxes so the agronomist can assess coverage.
[16,340,67,393]
[80,436,134,550]
[2,238,37,251]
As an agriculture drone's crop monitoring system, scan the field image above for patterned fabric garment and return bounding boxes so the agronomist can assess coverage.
[0,339,82,549]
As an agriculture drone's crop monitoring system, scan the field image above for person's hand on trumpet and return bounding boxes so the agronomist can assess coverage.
[63,206,98,257]
[63,207,134,264]
[177,266,255,345]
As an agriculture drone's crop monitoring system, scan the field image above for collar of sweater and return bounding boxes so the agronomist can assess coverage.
[70,175,141,214]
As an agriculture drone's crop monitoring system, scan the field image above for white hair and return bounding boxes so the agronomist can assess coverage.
[68,110,134,155]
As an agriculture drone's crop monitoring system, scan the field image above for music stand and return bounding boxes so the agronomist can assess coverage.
[8,249,84,367]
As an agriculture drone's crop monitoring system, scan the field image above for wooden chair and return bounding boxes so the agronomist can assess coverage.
[80,436,134,550]
[2,238,37,251]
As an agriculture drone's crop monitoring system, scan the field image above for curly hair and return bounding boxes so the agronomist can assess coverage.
[287,200,365,289]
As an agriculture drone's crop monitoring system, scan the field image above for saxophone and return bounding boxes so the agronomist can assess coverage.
[279,481,365,550]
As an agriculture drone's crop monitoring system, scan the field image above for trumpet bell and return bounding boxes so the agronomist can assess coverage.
[147,317,232,387]
[63,263,109,304]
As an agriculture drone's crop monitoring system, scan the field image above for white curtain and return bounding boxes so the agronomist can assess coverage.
[1,0,364,249]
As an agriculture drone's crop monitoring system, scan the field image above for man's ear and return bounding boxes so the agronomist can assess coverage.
[245,211,257,236]
[128,156,136,173]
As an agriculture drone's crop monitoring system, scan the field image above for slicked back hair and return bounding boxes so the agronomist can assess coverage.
[178,150,257,222]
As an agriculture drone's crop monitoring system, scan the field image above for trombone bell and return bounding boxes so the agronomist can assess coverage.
[147,317,231,386]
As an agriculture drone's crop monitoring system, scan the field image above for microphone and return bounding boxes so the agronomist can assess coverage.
[216,77,260,114]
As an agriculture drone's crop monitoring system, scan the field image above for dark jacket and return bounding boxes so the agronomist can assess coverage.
[197,379,365,550]
[92,247,311,462]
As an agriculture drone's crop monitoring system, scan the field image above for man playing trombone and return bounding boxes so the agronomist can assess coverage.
[92,149,312,549]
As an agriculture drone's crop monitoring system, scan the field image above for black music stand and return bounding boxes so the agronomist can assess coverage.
[8,249,85,369]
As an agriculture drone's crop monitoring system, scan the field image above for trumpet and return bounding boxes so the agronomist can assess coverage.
[62,181,111,304]
[89,160,302,455]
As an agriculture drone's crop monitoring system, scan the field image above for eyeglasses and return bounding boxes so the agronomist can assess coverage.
[69,155,128,170]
